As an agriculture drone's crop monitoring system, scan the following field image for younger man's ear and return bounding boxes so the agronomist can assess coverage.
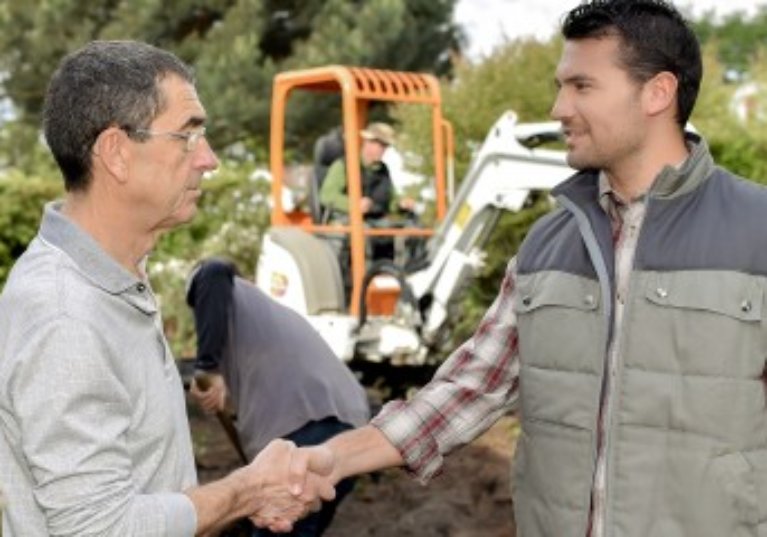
[644,71,679,118]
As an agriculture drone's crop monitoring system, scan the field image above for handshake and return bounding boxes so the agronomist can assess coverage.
[189,414,399,534]
[240,438,339,532]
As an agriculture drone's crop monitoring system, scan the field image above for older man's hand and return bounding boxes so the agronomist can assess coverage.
[245,439,336,532]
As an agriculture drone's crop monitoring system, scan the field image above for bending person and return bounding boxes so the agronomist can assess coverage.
[0,40,329,537]
[187,258,369,537]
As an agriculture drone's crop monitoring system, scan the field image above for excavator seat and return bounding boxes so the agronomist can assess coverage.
[268,227,345,314]
[310,127,344,223]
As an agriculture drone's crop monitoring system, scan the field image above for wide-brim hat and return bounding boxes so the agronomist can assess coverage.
[360,122,395,146]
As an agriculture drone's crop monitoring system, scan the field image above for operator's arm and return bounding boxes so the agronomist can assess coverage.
[389,189,416,214]
[318,160,350,213]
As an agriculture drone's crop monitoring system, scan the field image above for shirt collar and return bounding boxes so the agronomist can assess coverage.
[597,137,698,216]
[38,201,157,312]
[597,171,636,217]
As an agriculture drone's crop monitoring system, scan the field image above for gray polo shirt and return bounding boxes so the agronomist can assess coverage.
[0,202,197,536]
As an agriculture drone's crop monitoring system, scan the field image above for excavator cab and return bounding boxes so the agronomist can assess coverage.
[267,66,454,319]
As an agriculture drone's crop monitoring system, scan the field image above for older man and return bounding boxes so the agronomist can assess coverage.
[0,41,331,537]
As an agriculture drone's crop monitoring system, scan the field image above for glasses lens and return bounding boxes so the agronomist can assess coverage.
[186,129,205,152]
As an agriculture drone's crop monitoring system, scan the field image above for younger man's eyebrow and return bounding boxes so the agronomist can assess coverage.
[556,74,595,87]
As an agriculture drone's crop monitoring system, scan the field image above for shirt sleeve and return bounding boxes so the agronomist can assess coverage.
[10,318,197,537]
[319,160,349,213]
[371,257,521,483]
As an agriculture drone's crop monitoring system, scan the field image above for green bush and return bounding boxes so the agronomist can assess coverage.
[0,173,63,285]
[149,161,272,357]
[693,44,767,184]
[0,161,270,359]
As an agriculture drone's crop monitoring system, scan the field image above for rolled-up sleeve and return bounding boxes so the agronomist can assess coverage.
[10,318,196,537]
[372,258,521,483]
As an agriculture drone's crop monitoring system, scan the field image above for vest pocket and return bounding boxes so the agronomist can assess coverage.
[712,451,760,534]
[644,271,762,322]
[514,271,600,314]
[512,418,594,536]
[742,449,767,536]
[634,271,764,377]
[514,271,603,374]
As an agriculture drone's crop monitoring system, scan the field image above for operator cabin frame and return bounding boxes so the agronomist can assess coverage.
[269,65,453,316]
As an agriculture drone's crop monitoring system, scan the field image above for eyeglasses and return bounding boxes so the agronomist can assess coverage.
[127,126,207,153]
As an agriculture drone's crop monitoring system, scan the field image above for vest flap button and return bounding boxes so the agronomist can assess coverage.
[522,296,532,306]
[741,300,752,313]
[136,283,146,293]
[584,294,595,307]
[656,288,668,299]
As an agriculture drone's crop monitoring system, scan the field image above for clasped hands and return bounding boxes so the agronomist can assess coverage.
[244,439,338,532]
[190,374,337,532]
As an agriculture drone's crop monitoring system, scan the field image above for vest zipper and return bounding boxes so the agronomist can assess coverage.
[556,195,614,534]
[600,196,650,537]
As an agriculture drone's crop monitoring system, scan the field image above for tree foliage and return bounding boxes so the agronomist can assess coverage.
[0,0,462,152]
[0,173,62,284]
[694,5,767,73]
[692,44,767,184]
[1,6,766,361]
[392,38,561,183]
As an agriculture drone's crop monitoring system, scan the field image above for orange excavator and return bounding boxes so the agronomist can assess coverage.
[257,65,571,365]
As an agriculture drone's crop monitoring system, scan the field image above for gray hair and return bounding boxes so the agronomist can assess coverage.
[43,40,195,191]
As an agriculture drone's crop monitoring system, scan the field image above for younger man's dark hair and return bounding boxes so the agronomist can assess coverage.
[562,0,702,128]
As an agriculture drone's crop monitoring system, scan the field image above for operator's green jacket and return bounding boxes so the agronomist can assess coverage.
[512,135,767,537]
[319,158,399,218]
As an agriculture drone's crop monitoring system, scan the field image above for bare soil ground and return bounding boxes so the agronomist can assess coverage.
[191,400,520,537]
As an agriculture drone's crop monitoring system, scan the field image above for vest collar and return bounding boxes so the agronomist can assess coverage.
[648,133,715,200]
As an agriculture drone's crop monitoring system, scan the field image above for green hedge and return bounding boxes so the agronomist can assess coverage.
[0,173,63,284]
[0,162,271,358]
[149,162,272,357]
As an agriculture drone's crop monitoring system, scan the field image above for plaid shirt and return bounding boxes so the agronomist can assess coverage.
[372,257,521,483]
[372,173,647,537]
